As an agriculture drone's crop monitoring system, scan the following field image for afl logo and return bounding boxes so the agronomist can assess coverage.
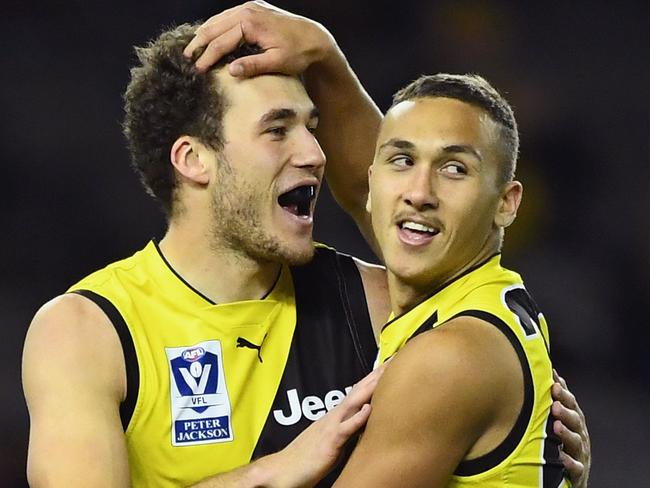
[182,347,205,362]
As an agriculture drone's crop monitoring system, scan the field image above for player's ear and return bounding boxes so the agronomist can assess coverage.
[170,136,210,185]
[365,166,373,214]
[494,180,522,228]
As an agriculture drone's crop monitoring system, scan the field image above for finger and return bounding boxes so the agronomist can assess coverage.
[559,450,584,483]
[335,369,383,417]
[338,403,372,438]
[184,8,244,58]
[355,362,387,387]
[185,1,271,58]
[347,370,381,402]
[552,394,583,427]
[229,50,285,77]
[552,399,583,434]
[194,24,245,72]
[554,419,583,460]
[553,368,568,389]
[551,381,578,411]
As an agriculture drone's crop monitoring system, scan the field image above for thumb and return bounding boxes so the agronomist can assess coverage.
[228,51,281,77]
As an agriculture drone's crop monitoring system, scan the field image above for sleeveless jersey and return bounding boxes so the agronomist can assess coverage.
[68,241,376,487]
[378,255,570,487]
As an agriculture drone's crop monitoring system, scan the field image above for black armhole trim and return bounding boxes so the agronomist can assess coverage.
[451,309,534,477]
[332,250,375,373]
[70,289,139,432]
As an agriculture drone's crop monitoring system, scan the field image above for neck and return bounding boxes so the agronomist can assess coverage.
[159,216,281,304]
[387,275,429,317]
[388,242,500,317]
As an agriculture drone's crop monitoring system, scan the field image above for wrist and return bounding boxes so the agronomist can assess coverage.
[245,451,287,488]
[303,21,343,71]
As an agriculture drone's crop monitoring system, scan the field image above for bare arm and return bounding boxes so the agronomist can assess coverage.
[24,293,381,487]
[23,294,130,487]
[333,317,523,487]
[303,42,381,251]
[189,364,383,487]
[186,1,382,252]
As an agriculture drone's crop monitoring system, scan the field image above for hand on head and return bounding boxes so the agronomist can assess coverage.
[184,1,333,77]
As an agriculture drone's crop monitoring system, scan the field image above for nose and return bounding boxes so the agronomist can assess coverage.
[291,128,326,171]
[403,166,439,210]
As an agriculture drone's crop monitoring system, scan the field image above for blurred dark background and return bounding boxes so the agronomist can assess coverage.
[3,0,649,486]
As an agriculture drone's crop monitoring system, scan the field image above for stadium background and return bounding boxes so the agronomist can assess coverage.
[2,1,648,485]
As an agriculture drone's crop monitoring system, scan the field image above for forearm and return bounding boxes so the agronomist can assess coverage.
[190,363,383,488]
[188,453,286,488]
[304,36,382,250]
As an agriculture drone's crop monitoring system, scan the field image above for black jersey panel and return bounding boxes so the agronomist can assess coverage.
[251,247,376,486]
[69,289,139,431]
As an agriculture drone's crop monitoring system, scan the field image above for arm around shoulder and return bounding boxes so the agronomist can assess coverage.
[189,360,383,487]
[333,316,524,487]
[302,27,382,251]
[23,293,130,487]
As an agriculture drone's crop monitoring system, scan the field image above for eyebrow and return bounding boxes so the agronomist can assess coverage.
[379,139,483,161]
[260,107,320,125]
[378,138,416,152]
[442,144,483,162]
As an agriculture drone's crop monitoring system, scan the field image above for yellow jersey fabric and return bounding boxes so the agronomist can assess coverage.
[378,254,570,487]
[68,241,376,487]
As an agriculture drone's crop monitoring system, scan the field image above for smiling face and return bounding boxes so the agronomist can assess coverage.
[203,71,325,265]
[368,97,521,309]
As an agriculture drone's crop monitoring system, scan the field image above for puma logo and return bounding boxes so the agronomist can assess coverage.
[236,335,266,363]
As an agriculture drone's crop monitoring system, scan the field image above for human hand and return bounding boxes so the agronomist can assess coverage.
[184,1,334,76]
[262,364,385,488]
[551,369,591,488]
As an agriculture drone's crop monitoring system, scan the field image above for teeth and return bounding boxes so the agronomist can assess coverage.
[401,221,435,233]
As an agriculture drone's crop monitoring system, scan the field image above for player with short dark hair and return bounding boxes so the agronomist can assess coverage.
[392,73,519,185]
[334,74,577,486]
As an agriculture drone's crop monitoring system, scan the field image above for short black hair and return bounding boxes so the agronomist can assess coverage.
[391,74,519,184]
[123,23,261,217]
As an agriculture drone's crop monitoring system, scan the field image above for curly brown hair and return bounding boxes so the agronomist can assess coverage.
[123,23,260,216]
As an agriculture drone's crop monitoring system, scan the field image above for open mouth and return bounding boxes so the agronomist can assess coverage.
[277,185,317,218]
[397,220,441,245]
[399,221,440,237]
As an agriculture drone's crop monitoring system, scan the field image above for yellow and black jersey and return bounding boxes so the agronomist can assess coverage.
[378,254,570,487]
[68,241,376,487]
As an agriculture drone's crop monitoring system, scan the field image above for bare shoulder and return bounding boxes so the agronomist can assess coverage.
[383,315,524,454]
[23,293,130,486]
[333,315,524,486]
[390,315,522,397]
[352,257,390,338]
[23,293,126,405]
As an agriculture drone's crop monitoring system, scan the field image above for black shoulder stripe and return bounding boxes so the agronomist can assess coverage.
[69,289,139,431]
[451,310,534,477]
[381,253,500,333]
[332,251,376,372]
[406,310,438,344]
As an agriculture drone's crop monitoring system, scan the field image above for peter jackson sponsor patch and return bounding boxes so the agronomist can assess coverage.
[166,340,233,446]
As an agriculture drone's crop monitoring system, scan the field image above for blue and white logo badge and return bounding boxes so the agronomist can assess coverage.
[166,340,233,446]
